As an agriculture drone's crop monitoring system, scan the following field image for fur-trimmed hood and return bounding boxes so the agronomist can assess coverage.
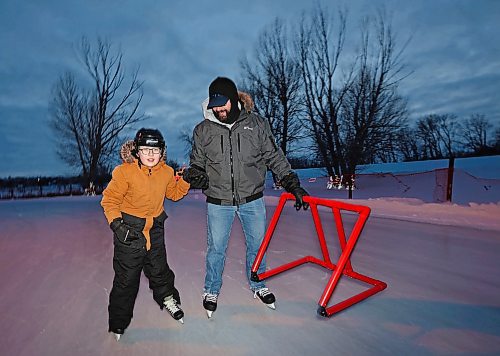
[120,140,167,164]
[202,91,254,124]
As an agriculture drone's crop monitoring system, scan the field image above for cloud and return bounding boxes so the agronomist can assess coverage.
[1,0,499,177]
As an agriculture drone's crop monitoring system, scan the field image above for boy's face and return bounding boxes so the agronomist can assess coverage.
[137,146,162,167]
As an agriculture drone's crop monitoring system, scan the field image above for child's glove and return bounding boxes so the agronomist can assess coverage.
[110,218,133,245]
[280,172,310,211]
[183,165,209,190]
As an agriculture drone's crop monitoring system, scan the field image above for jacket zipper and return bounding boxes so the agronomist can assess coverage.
[228,131,236,205]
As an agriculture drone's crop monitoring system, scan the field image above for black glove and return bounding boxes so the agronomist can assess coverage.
[183,165,209,190]
[291,187,309,211]
[280,172,310,211]
[110,218,142,245]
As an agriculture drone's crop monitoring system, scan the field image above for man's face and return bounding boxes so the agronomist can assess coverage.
[212,99,231,122]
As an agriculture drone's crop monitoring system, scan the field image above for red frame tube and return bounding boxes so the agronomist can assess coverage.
[251,193,387,317]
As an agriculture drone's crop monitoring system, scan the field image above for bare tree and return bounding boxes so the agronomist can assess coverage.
[49,37,146,188]
[437,114,461,157]
[416,114,461,159]
[296,7,409,178]
[339,13,410,175]
[295,7,350,177]
[495,127,500,152]
[50,73,87,172]
[178,126,193,161]
[240,18,303,157]
[460,114,493,154]
[395,127,420,161]
[416,115,443,159]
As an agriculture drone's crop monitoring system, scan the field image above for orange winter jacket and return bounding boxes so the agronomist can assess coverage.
[101,142,189,250]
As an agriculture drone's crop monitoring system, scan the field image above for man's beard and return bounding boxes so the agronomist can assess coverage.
[213,100,240,125]
[214,110,230,122]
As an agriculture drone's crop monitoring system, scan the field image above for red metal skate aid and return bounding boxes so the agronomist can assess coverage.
[251,193,387,317]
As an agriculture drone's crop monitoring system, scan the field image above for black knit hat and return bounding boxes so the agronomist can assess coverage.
[207,77,238,109]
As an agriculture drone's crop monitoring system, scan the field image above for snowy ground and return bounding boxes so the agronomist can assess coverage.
[1,182,499,355]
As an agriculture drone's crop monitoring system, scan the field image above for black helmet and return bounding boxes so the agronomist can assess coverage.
[133,128,165,157]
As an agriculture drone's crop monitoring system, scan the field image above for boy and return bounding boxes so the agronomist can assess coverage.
[101,128,190,341]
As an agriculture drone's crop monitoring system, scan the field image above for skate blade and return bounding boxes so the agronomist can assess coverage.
[178,318,184,324]
[206,310,213,318]
[113,333,121,341]
[266,303,276,310]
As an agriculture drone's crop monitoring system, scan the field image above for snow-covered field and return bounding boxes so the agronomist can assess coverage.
[1,156,499,355]
[295,154,500,180]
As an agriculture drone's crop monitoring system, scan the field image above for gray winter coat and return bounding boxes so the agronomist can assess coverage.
[190,93,293,205]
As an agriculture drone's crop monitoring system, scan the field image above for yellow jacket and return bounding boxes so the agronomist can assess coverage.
[101,142,189,250]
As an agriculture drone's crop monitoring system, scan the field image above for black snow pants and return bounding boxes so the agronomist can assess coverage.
[108,211,179,332]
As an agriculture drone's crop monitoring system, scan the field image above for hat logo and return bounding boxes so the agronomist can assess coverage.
[145,139,158,145]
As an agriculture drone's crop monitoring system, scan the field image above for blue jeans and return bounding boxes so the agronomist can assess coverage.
[204,197,267,294]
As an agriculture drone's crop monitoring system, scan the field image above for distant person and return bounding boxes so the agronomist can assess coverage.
[182,77,309,318]
[101,128,190,341]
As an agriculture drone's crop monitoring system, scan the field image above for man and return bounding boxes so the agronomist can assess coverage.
[184,77,309,318]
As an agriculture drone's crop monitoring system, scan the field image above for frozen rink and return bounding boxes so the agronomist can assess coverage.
[1,189,499,356]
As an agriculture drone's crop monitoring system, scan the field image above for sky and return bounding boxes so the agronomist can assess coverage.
[1,0,500,177]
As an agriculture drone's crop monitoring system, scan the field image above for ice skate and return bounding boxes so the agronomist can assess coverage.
[202,292,218,318]
[109,328,124,341]
[163,295,184,324]
[254,287,276,309]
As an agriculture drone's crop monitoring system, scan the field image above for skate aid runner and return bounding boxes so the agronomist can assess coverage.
[101,128,190,341]
[184,76,309,318]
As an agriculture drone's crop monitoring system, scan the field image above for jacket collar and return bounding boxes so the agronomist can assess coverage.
[201,91,255,128]
[137,159,165,174]
[202,98,240,129]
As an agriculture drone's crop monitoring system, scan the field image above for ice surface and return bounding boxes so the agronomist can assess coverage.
[1,156,499,355]
[1,187,499,355]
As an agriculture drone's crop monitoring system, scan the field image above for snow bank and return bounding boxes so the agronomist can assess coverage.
[263,195,500,232]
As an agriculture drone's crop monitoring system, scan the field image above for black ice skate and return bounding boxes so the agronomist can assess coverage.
[202,292,218,318]
[163,295,184,324]
[253,287,276,309]
[109,328,124,341]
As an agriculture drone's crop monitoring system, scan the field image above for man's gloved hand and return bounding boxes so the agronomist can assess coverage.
[291,186,309,211]
[280,172,310,211]
[183,165,209,190]
[110,218,133,245]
